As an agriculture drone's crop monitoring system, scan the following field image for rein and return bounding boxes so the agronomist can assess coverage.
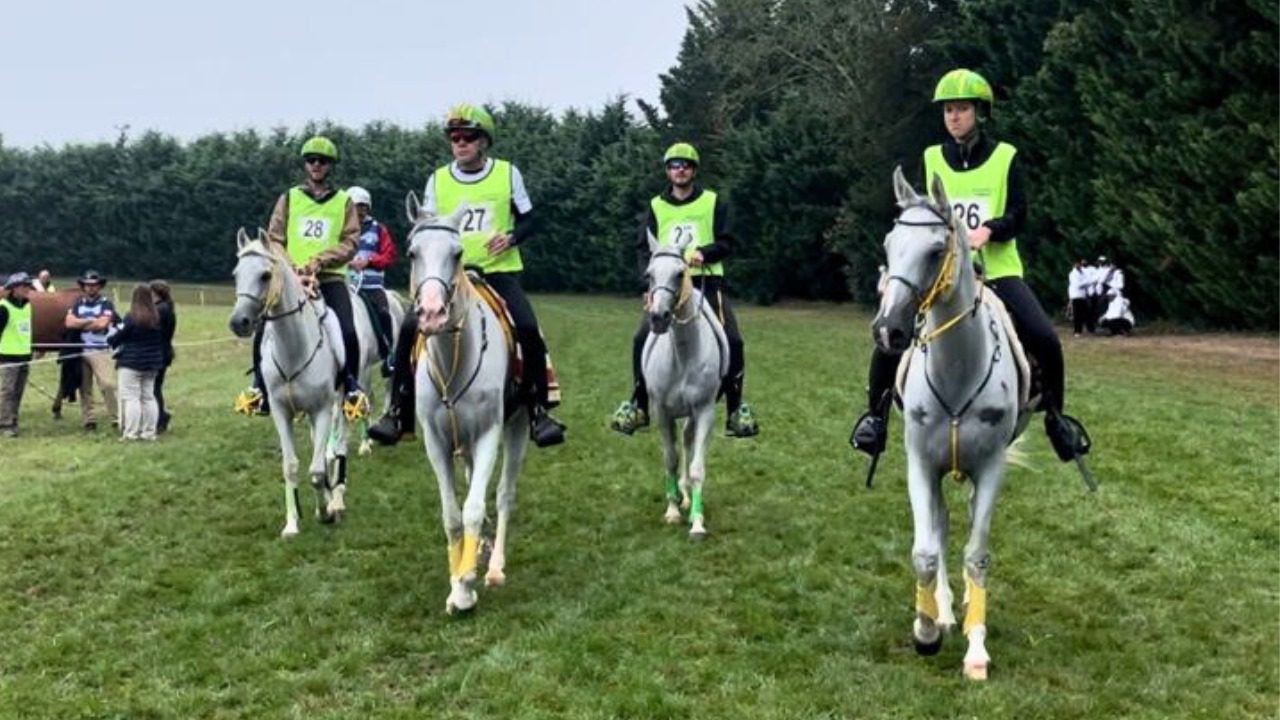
[417,261,490,453]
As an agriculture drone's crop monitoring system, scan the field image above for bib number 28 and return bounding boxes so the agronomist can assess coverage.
[301,219,329,239]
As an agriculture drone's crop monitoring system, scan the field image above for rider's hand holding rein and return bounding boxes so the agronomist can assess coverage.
[486,232,514,256]
[968,226,992,251]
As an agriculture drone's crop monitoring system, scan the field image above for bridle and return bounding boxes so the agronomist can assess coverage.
[409,223,464,306]
[886,203,978,346]
[648,249,698,324]
[236,247,307,323]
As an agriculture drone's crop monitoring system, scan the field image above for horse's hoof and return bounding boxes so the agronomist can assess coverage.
[963,661,989,681]
[358,441,372,456]
[664,507,682,524]
[280,526,299,539]
[485,569,506,587]
[688,529,708,542]
[446,594,477,616]
[913,631,943,656]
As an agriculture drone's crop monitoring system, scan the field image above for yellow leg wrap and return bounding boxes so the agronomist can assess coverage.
[448,539,463,578]
[457,533,480,579]
[963,574,987,634]
[916,581,939,620]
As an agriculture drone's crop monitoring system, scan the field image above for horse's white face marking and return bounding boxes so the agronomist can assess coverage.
[408,223,464,335]
[646,250,687,335]
[229,235,277,338]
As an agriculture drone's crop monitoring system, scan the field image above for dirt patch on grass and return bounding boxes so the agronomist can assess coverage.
[1074,332,1279,381]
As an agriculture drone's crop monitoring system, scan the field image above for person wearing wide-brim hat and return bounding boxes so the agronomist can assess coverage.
[65,269,118,431]
[0,272,37,437]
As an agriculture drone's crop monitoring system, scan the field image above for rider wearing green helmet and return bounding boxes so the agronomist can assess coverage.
[850,69,1090,464]
[369,104,567,448]
[236,135,370,418]
[610,142,759,438]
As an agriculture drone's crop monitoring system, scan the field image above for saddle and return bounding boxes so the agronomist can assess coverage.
[894,281,1038,436]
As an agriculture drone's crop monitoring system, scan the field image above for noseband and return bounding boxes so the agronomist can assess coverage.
[236,250,306,322]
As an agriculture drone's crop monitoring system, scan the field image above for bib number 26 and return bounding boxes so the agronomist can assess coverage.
[952,202,985,231]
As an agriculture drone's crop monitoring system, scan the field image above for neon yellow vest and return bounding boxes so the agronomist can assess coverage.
[923,142,1023,280]
[0,299,32,356]
[434,160,521,273]
[651,189,724,277]
[286,187,350,277]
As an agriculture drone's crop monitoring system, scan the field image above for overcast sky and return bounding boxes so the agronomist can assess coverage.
[0,0,690,148]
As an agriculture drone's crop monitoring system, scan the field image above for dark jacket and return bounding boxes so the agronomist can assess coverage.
[109,316,166,372]
[635,185,735,284]
[156,300,176,366]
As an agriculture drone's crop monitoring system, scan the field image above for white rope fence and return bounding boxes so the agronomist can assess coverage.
[10,335,242,369]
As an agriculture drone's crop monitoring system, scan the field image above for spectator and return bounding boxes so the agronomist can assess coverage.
[1068,258,1094,336]
[109,284,166,441]
[0,273,36,437]
[1100,291,1135,336]
[65,270,118,431]
[149,280,176,433]
[32,270,55,293]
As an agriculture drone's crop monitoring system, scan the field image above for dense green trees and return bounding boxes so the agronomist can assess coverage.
[1,0,1274,328]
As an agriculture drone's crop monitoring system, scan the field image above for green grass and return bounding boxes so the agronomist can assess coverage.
[1,295,1276,719]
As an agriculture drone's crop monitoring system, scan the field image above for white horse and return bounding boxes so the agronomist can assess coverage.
[642,232,729,539]
[872,168,1021,680]
[348,277,408,455]
[230,229,352,536]
[404,196,529,614]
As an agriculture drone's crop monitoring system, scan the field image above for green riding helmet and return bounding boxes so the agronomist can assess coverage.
[445,104,496,143]
[300,136,340,162]
[663,142,700,166]
[933,69,994,107]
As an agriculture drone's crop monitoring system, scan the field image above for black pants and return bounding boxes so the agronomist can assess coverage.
[388,271,550,410]
[1071,298,1094,334]
[253,278,360,387]
[359,287,392,359]
[865,276,1065,414]
[154,366,169,422]
[630,276,745,414]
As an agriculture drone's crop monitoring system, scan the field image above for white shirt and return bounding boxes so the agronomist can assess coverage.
[1102,293,1134,325]
[421,158,533,216]
[1068,267,1089,300]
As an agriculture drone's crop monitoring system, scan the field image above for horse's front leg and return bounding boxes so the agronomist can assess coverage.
[270,404,301,538]
[487,409,529,588]
[907,451,946,656]
[684,402,716,539]
[453,421,502,608]
[961,461,1006,681]
[325,407,349,520]
[655,410,682,524]
[309,404,337,524]
[421,413,468,614]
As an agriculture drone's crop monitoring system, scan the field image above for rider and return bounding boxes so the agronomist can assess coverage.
[368,104,567,447]
[347,185,398,376]
[850,69,1089,463]
[235,136,368,417]
[610,142,759,438]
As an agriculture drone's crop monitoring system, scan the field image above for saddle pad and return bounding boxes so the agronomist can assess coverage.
[895,283,1031,412]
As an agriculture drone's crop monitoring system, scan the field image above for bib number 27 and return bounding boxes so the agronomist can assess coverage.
[461,207,488,233]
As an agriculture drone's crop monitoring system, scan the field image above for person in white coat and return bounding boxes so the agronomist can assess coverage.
[1068,259,1093,336]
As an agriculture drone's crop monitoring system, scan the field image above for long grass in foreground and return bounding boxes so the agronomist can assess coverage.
[0,296,1275,719]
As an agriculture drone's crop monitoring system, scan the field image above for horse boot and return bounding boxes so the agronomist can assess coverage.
[1044,410,1092,462]
[530,404,566,448]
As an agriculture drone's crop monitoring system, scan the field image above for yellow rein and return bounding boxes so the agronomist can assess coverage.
[418,269,475,454]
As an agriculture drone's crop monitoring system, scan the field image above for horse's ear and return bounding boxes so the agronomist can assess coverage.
[236,227,250,251]
[405,191,422,223]
[928,172,950,218]
[892,165,918,208]
[255,227,267,243]
[646,228,659,255]
[445,201,469,230]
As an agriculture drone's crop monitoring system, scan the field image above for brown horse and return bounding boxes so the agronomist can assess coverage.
[29,289,80,349]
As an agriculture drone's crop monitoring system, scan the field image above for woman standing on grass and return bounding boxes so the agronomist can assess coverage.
[149,280,177,433]
[109,284,166,441]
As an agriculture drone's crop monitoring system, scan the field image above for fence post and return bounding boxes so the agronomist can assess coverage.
[200,290,206,306]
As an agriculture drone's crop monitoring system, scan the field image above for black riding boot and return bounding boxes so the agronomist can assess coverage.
[849,347,899,456]
[369,316,417,446]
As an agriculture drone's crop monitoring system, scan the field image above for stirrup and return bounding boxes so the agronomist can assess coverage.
[610,401,648,435]
[531,407,566,447]
[343,389,371,421]
[1046,411,1091,462]
[726,403,759,438]
[849,411,888,456]
[235,387,265,416]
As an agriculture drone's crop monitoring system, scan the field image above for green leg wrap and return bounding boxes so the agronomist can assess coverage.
[690,487,704,519]
[664,473,680,504]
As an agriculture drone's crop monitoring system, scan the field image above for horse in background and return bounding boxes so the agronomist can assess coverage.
[642,231,728,539]
[403,196,529,614]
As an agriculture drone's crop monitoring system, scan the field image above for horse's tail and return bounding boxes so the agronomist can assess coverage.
[1004,434,1038,474]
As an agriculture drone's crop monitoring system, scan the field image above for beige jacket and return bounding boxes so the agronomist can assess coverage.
[266,186,360,276]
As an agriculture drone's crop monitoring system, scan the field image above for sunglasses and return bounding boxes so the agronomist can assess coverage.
[303,155,332,166]
[449,131,481,145]
[666,160,694,171]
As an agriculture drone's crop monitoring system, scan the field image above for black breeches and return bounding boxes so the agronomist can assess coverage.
[631,277,746,413]
[1071,298,1094,334]
[989,276,1064,412]
[485,272,549,406]
[154,366,168,418]
[359,288,392,358]
[320,280,361,381]
[865,345,901,413]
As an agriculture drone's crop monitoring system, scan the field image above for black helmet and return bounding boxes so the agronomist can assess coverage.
[77,270,107,287]
[4,272,34,290]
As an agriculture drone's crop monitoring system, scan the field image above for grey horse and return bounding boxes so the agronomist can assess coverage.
[642,231,729,539]
[872,167,1021,680]
[403,195,529,614]
[229,228,352,537]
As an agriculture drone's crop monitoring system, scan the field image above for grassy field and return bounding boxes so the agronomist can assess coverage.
[0,294,1276,719]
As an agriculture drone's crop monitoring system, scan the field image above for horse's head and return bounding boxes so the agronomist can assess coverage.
[644,229,693,335]
[405,192,468,336]
[229,227,281,337]
[872,166,963,352]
